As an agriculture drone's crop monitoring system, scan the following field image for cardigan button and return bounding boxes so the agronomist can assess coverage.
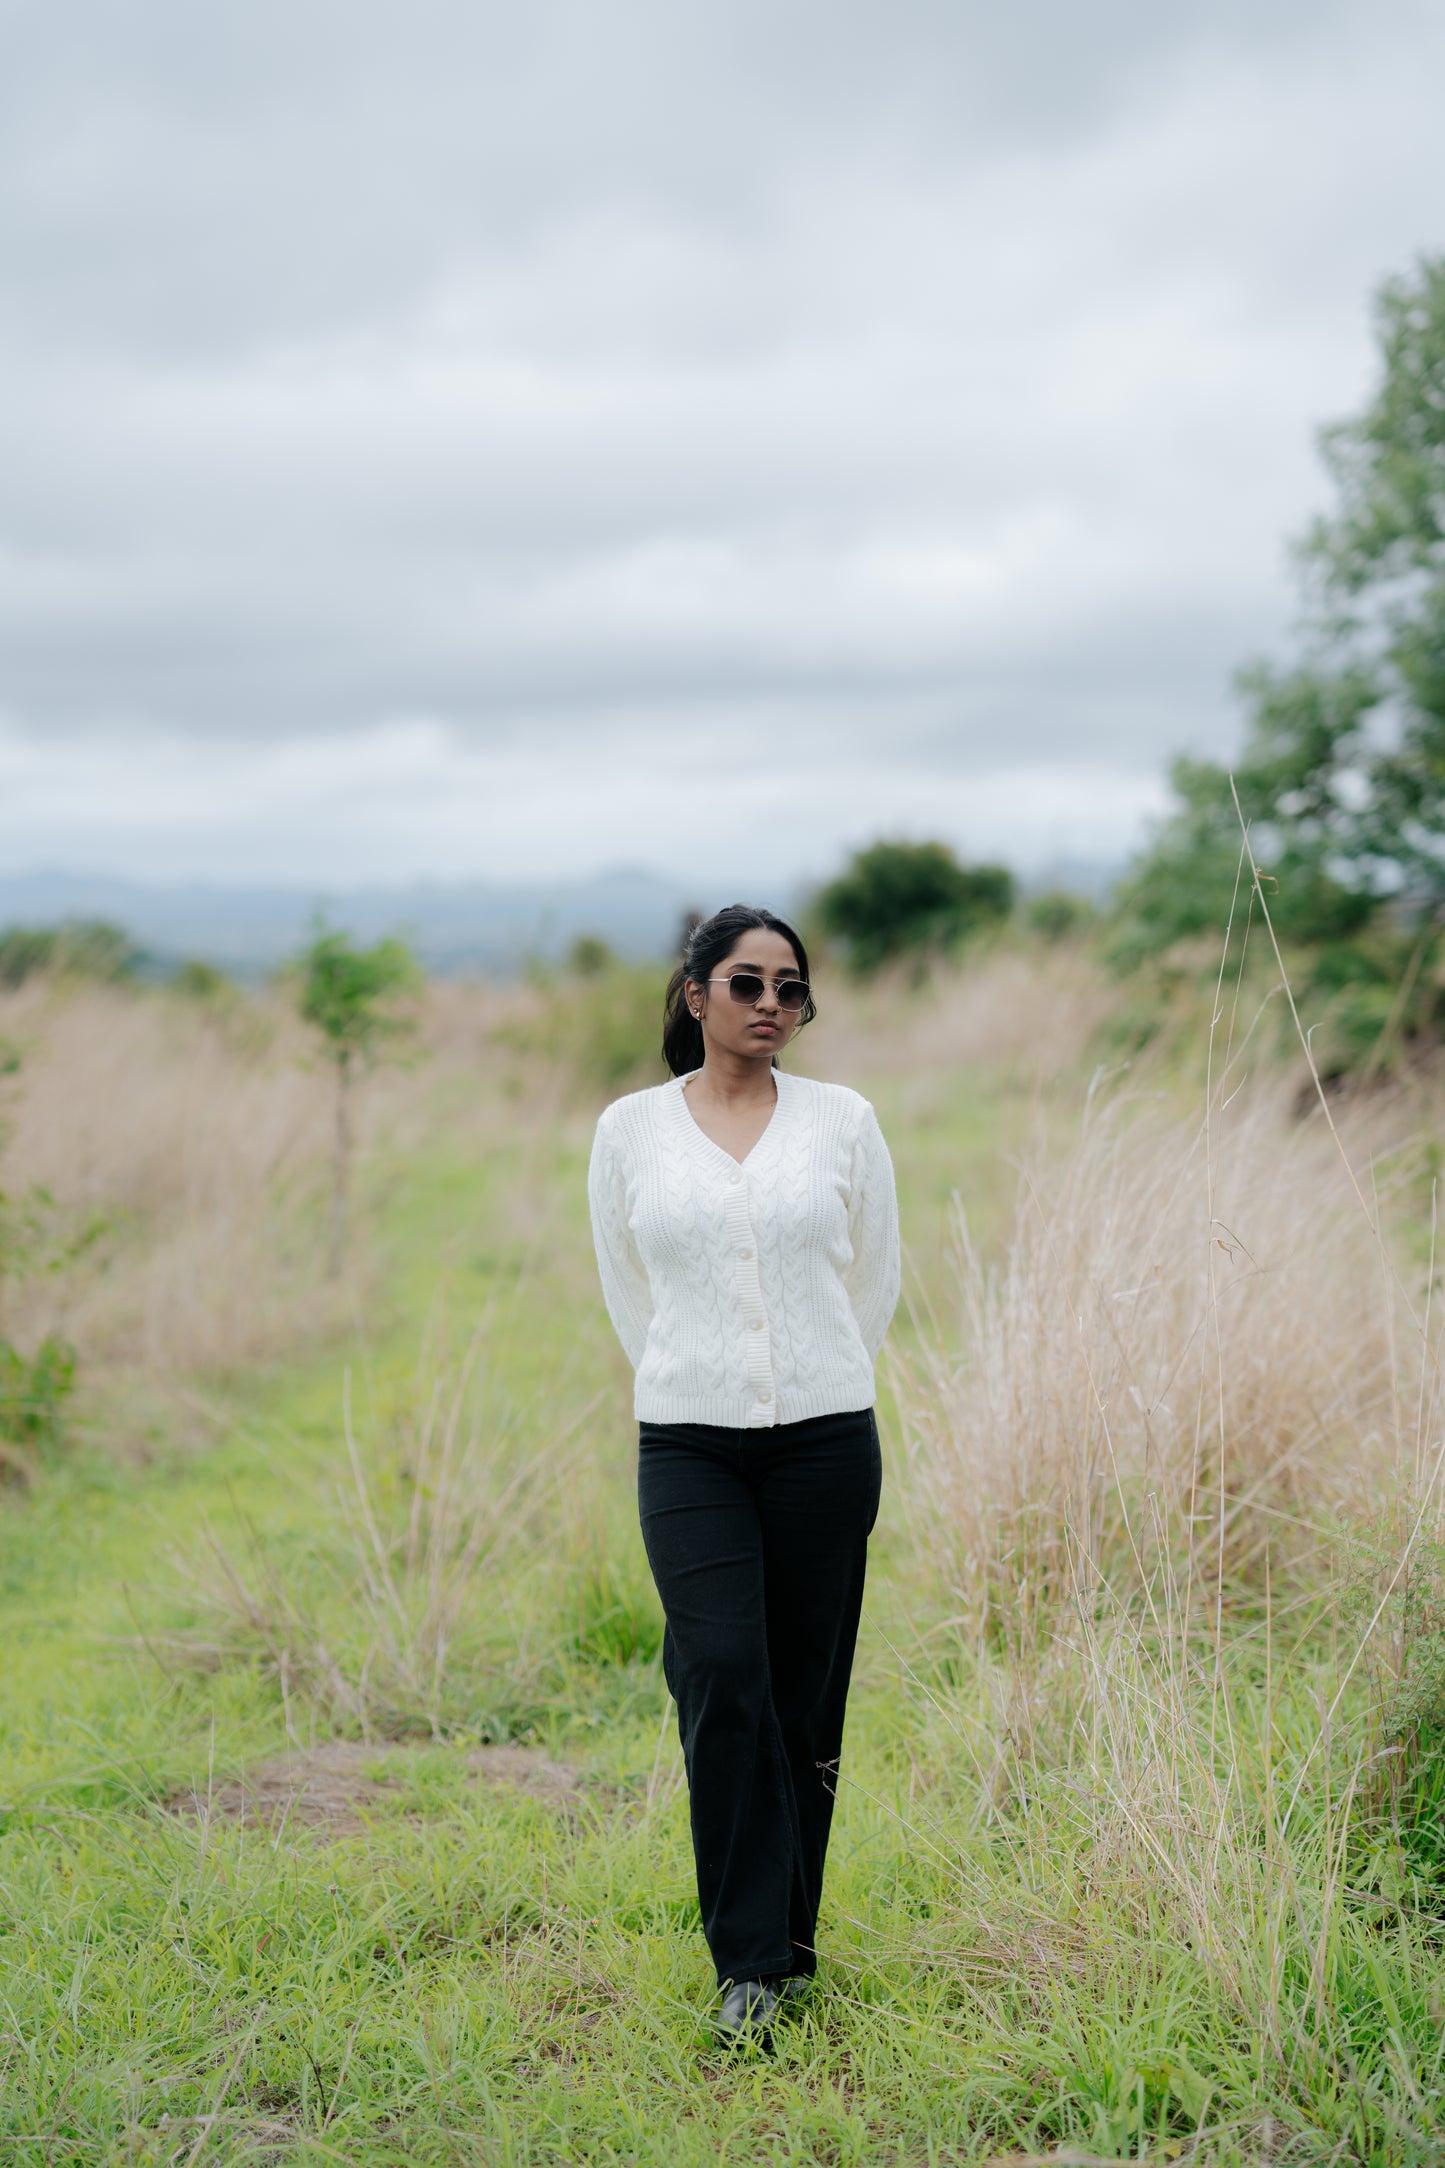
[748,1317,763,1331]
[757,1389,772,1403]
[738,1246,753,1260]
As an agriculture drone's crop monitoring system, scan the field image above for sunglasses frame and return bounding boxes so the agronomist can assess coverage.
[703,972,811,1013]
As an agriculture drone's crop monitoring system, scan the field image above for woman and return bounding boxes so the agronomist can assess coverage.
[587,902,900,2043]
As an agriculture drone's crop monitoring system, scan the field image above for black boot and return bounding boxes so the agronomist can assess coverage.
[771,1974,816,2012]
[714,1977,779,2045]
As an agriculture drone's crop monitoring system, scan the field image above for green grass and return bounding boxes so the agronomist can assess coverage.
[4,1041,1445,2164]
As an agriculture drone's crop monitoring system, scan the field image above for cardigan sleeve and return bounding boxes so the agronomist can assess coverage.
[843,1102,901,1360]
[587,1115,654,1370]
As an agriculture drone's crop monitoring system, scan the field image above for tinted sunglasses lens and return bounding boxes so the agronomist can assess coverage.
[722,973,809,1010]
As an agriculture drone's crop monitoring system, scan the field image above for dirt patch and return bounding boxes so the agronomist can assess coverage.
[169,1741,583,1837]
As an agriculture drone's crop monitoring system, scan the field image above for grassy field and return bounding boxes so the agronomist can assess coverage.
[4,945,1445,2165]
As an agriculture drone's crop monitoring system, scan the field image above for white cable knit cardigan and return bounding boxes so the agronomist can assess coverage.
[587,1068,901,1429]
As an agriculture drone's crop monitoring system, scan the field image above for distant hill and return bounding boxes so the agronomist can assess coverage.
[0,869,704,977]
[0,858,1122,980]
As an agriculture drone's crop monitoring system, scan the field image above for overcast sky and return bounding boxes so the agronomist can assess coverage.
[2,0,1442,893]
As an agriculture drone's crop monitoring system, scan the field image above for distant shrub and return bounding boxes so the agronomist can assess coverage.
[59,919,142,981]
[814,839,1014,975]
[171,958,233,1001]
[576,965,669,1087]
[0,918,141,989]
[0,929,56,988]
[509,960,669,1095]
[0,1185,99,1480]
[1024,889,1097,943]
[566,934,616,978]
[0,1333,76,1458]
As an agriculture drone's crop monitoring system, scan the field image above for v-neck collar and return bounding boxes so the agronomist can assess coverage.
[671,1068,792,1172]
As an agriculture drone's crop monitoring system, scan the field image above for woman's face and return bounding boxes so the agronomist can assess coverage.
[688,926,806,1066]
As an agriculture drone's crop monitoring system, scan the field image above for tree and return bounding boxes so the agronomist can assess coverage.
[1112,254,1445,1066]
[1108,669,1379,970]
[814,839,1014,974]
[294,923,420,1277]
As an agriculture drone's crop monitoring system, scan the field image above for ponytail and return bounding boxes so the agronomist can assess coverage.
[661,964,706,1076]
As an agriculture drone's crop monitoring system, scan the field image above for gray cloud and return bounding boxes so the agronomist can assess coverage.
[1,0,1442,880]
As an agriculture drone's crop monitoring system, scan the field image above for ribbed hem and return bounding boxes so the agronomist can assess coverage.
[633,1377,876,1429]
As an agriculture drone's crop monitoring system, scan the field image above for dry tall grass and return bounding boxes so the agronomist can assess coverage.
[894,1076,1438,1644]
[802,936,1116,1087]
[885,1035,1445,2036]
[0,976,552,1393]
[0,981,334,1379]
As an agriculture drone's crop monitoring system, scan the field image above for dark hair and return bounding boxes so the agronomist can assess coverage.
[661,903,817,1077]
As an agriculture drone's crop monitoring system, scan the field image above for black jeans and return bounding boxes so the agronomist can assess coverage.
[637,1408,882,1988]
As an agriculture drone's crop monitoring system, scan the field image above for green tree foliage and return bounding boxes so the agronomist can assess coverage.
[1112,255,1445,1073]
[814,839,1014,975]
[293,923,421,1276]
[1109,672,1379,970]
[0,918,141,989]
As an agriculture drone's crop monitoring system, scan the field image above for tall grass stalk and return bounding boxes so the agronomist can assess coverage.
[895,1085,1428,1648]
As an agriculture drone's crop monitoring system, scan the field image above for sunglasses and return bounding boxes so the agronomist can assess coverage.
[705,972,811,1013]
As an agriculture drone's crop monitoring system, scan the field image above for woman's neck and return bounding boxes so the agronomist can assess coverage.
[684,1051,778,1108]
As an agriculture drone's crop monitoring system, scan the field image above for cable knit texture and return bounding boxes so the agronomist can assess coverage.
[587,1070,901,1428]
